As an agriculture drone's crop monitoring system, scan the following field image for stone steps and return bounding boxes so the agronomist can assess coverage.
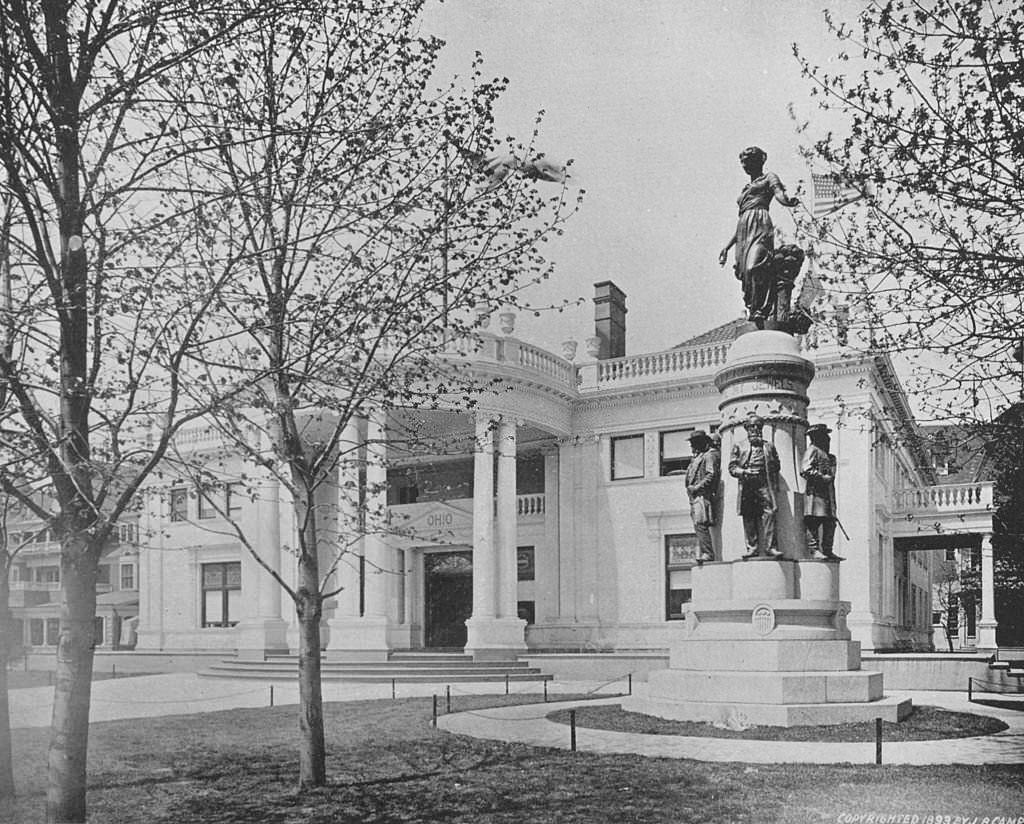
[199,652,552,683]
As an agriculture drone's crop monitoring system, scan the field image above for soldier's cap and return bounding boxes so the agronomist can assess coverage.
[744,415,765,428]
[688,429,713,444]
[806,423,832,437]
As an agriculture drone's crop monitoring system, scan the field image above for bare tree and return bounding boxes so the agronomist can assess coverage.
[154,0,579,788]
[793,0,1024,424]
[0,2,286,820]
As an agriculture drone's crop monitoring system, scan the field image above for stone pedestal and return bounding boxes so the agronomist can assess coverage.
[234,618,289,660]
[624,331,911,727]
[464,616,528,660]
[324,616,391,662]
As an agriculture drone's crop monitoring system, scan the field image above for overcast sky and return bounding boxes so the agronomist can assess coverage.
[421,0,857,356]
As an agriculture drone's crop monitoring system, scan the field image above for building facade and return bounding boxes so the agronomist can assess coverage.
[16,285,1000,658]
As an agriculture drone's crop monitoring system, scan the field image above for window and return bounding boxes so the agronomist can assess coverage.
[397,485,419,505]
[517,546,535,581]
[93,617,104,646]
[611,435,644,480]
[659,430,692,475]
[226,483,244,515]
[36,566,59,583]
[30,619,44,646]
[665,534,699,620]
[198,491,217,520]
[120,564,136,590]
[170,487,188,522]
[201,561,242,627]
[46,618,60,645]
[517,601,536,625]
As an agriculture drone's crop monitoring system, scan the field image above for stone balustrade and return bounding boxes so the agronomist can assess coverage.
[893,482,993,514]
[516,493,545,517]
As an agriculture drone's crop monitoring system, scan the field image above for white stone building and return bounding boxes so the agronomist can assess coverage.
[129,283,1000,660]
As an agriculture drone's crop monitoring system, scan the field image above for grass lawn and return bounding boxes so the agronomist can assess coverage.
[548,704,1009,741]
[4,695,1023,823]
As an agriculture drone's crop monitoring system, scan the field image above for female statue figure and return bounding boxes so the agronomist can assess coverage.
[718,147,800,328]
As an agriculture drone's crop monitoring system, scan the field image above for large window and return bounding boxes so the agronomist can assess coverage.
[611,435,644,480]
[665,534,699,620]
[170,486,188,521]
[517,546,535,581]
[198,491,217,520]
[201,562,242,628]
[659,430,693,475]
[226,483,244,516]
[36,566,59,583]
[120,564,136,590]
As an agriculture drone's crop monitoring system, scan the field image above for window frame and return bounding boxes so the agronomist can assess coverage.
[665,533,699,621]
[659,429,693,476]
[610,434,645,481]
[197,490,218,520]
[120,563,136,590]
[170,486,188,522]
[201,561,242,628]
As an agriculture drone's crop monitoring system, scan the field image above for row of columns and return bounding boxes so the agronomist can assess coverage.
[465,415,527,658]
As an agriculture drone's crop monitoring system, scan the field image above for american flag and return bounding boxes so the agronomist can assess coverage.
[811,173,867,217]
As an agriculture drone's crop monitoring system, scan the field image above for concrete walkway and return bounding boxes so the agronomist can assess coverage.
[8,673,622,729]
[11,676,1024,765]
[438,687,1024,765]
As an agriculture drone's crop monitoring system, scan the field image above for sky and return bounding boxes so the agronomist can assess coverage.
[420,0,859,356]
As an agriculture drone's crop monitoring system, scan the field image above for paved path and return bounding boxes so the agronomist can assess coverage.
[12,676,1024,765]
[438,688,1024,765]
[8,673,621,729]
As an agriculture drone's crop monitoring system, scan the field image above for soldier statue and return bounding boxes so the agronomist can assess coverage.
[729,415,782,558]
[801,423,843,559]
[685,430,720,562]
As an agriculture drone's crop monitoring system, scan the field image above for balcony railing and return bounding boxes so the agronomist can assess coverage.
[893,482,993,514]
[578,340,731,390]
[517,493,545,517]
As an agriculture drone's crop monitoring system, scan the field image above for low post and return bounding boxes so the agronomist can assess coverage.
[505,674,510,695]
[112,664,116,679]
[875,717,882,765]
[569,709,577,752]
[270,685,275,707]
[543,679,548,703]
[628,673,632,696]
[446,685,452,714]
[967,677,973,703]
[392,678,396,700]
[432,694,438,728]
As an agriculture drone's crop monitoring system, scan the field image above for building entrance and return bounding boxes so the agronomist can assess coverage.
[424,551,473,648]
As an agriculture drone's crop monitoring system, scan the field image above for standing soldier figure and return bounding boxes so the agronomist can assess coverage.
[685,430,720,562]
[801,423,843,560]
[729,415,782,558]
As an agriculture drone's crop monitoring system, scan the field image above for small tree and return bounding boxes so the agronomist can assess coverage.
[794,0,1024,423]
[156,0,578,788]
[0,3,285,820]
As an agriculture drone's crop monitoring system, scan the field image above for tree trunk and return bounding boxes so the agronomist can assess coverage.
[0,576,15,798]
[295,579,326,788]
[46,546,97,824]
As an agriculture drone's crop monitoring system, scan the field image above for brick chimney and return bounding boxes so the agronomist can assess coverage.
[593,281,627,359]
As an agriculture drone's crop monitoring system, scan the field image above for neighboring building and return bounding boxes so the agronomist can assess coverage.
[29,283,999,658]
[7,492,140,652]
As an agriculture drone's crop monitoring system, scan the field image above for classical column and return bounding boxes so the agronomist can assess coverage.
[326,416,365,655]
[977,533,998,650]
[326,410,390,661]
[496,418,519,619]
[465,413,527,659]
[471,414,496,620]
[235,430,289,659]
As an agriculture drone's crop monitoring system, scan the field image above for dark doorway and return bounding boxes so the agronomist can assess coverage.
[424,551,473,648]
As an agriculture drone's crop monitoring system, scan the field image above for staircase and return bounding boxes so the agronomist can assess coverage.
[989,647,1024,680]
[201,650,552,684]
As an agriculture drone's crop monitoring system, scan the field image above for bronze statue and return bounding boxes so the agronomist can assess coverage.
[801,423,843,559]
[718,146,801,330]
[685,430,720,562]
[729,415,782,558]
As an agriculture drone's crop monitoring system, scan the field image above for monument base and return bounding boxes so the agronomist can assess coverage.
[628,559,911,727]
